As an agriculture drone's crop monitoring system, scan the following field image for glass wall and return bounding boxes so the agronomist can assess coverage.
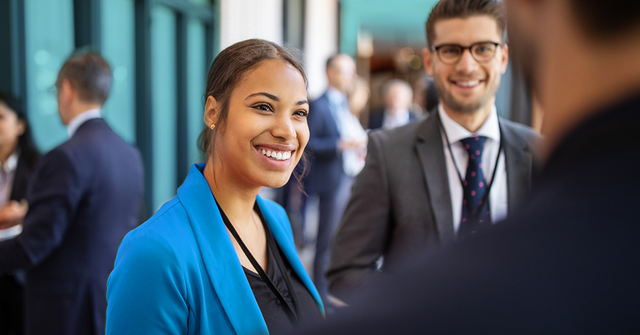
[101,0,136,144]
[24,0,74,151]
[151,5,178,210]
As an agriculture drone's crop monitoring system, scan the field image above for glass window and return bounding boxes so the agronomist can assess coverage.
[101,0,136,144]
[151,5,178,211]
[24,0,75,152]
[187,18,207,168]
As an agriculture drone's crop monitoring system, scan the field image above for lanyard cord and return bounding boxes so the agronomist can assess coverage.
[216,201,299,325]
[437,116,504,221]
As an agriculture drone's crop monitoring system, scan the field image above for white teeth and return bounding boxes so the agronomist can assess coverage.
[259,148,292,161]
[456,80,479,87]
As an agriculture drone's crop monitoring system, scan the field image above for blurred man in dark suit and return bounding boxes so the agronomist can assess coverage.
[0,51,143,335]
[295,0,640,333]
[327,0,539,301]
[305,54,366,306]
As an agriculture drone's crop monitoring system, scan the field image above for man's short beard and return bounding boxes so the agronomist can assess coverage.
[433,74,497,114]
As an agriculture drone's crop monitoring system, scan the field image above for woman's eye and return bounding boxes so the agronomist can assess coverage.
[294,110,309,117]
[254,104,272,112]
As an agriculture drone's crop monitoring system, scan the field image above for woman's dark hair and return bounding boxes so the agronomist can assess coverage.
[198,39,309,188]
[0,92,40,169]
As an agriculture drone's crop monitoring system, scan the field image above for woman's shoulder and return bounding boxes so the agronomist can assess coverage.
[119,197,195,257]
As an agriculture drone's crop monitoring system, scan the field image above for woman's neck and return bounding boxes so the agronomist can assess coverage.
[204,158,260,227]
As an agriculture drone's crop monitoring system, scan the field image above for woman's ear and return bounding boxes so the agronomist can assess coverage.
[203,96,220,128]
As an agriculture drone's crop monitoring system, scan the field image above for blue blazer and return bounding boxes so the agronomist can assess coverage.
[0,118,144,335]
[305,92,343,194]
[106,163,324,335]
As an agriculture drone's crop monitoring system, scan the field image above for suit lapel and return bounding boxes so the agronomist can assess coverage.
[415,113,456,244]
[256,196,326,317]
[177,164,268,335]
[500,121,532,214]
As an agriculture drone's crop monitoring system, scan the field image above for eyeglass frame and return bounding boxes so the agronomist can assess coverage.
[430,41,503,65]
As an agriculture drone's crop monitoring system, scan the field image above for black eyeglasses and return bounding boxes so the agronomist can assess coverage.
[431,42,502,65]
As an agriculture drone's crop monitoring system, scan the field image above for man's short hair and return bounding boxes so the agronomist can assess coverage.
[425,0,506,48]
[570,0,640,39]
[57,51,111,105]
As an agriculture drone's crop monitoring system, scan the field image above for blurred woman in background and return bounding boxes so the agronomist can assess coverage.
[0,92,40,335]
[106,39,323,335]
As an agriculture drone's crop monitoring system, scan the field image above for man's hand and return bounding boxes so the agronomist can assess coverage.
[0,200,28,230]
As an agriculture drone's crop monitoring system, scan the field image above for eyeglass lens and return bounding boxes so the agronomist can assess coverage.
[438,42,497,64]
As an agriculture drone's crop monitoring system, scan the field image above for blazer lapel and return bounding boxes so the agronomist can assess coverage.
[500,121,533,214]
[256,196,326,317]
[415,113,456,244]
[177,164,268,335]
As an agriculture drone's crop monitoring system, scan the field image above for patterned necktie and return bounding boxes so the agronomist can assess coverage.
[458,136,491,237]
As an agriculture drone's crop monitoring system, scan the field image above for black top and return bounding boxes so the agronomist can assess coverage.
[243,206,321,334]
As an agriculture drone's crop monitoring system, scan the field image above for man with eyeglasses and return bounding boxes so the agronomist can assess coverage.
[327,0,540,302]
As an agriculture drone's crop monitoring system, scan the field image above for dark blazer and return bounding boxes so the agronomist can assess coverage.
[327,111,540,298]
[294,93,640,335]
[368,108,417,130]
[305,92,343,194]
[0,118,144,335]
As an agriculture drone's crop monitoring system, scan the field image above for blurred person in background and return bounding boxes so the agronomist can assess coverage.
[327,0,540,302]
[368,79,417,130]
[296,0,640,332]
[0,93,40,335]
[107,39,324,335]
[348,76,371,123]
[304,54,366,307]
[0,51,144,335]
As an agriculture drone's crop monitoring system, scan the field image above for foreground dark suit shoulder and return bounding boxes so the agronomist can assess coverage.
[301,94,640,334]
[0,118,144,335]
[327,111,540,299]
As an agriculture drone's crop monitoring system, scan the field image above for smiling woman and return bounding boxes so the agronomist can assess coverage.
[106,39,323,335]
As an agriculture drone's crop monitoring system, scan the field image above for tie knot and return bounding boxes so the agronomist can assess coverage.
[460,136,488,158]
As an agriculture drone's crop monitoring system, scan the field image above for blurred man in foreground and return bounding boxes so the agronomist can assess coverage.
[297,0,640,332]
[0,52,143,335]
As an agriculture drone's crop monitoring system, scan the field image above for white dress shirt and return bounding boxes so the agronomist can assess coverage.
[67,109,102,138]
[326,88,367,177]
[0,151,21,240]
[438,104,508,233]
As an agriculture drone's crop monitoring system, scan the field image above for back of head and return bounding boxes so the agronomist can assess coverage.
[57,51,111,105]
[426,0,506,47]
[199,38,307,158]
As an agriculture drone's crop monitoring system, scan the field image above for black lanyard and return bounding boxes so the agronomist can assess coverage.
[437,116,503,222]
[216,201,299,325]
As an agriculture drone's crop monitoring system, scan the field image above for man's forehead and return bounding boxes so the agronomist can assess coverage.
[432,15,502,45]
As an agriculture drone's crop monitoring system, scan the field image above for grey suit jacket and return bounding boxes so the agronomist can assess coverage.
[327,111,540,299]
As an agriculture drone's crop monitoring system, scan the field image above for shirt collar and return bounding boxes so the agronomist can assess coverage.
[1,151,19,174]
[438,104,500,144]
[326,87,347,105]
[67,109,102,138]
